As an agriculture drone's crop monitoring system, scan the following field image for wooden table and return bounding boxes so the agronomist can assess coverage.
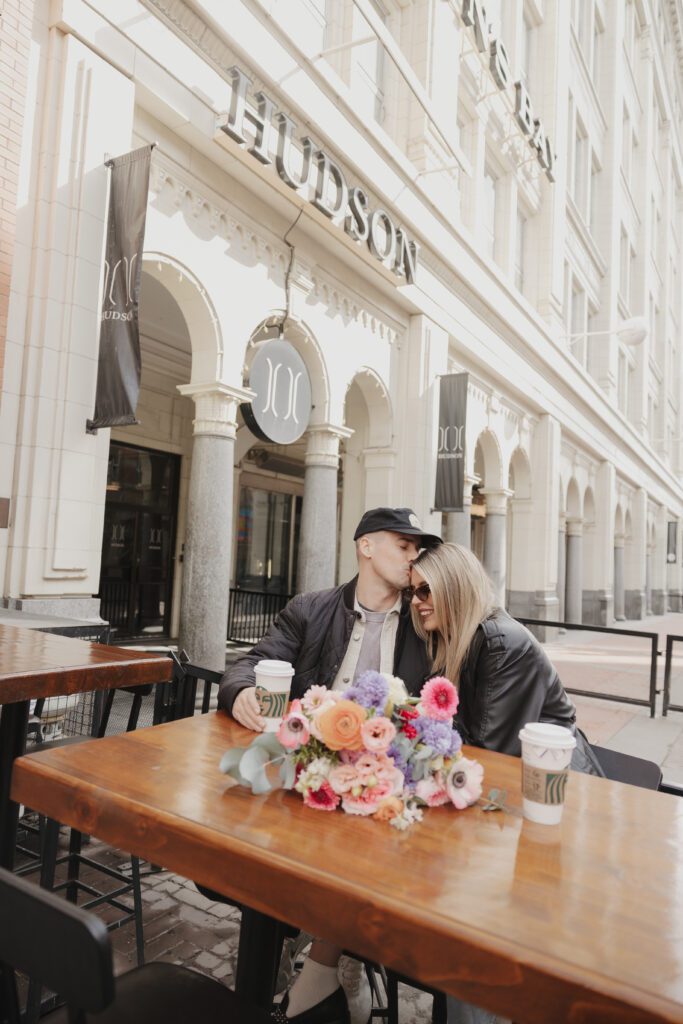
[0,624,172,869]
[10,711,683,1024]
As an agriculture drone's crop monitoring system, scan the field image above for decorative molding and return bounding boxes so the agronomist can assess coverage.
[149,158,403,346]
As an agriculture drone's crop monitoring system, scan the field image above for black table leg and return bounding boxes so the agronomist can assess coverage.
[236,906,285,1009]
[0,700,29,871]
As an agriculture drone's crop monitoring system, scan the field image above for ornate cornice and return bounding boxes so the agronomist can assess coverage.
[149,157,402,345]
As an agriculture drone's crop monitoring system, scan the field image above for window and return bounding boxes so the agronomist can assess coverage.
[570,281,587,361]
[622,106,631,184]
[589,154,600,235]
[351,0,387,124]
[515,208,526,292]
[481,166,498,261]
[618,349,629,415]
[573,118,588,218]
[620,228,629,301]
[519,10,534,85]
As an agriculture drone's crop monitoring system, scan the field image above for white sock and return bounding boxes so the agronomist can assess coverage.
[286,958,339,1017]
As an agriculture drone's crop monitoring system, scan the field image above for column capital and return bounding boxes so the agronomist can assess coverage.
[305,423,354,468]
[177,382,255,438]
[480,488,513,515]
[566,518,583,537]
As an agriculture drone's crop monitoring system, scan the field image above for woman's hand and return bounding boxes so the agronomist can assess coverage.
[232,688,265,731]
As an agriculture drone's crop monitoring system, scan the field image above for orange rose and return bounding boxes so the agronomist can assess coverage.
[317,699,366,751]
[373,797,404,822]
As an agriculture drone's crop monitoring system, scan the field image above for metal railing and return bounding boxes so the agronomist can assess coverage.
[227,588,292,644]
[662,634,683,716]
[516,618,660,718]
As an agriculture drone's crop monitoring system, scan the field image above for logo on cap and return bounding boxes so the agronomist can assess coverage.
[409,513,422,530]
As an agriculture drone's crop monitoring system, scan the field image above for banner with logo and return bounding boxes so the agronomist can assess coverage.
[87,145,153,432]
[434,373,468,512]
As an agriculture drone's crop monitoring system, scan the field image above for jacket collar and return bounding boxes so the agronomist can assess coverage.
[343,575,411,617]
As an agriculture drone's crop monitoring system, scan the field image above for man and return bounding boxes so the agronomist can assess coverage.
[218,507,441,1024]
[218,507,442,728]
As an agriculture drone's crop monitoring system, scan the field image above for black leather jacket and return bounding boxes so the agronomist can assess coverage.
[217,577,432,714]
[454,609,602,775]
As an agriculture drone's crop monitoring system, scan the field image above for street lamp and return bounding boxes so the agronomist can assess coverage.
[567,315,649,348]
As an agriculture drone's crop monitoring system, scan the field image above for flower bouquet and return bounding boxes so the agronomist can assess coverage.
[220,671,484,829]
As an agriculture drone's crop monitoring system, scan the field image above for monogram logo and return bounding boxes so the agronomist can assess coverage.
[438,425,465,455]
[261,358,304,424]
[101,254,137,322]
[241,338,312,444]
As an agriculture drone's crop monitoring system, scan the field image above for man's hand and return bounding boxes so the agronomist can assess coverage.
[232,687,265,731]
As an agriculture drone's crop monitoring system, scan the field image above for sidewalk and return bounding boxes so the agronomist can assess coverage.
[541,609,683,787]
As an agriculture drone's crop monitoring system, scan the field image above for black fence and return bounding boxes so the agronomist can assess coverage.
[516,618,660,718]
[663,635,683,716]
[227,589,292,644]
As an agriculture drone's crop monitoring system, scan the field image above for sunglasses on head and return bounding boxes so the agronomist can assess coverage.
[406,583,431,601]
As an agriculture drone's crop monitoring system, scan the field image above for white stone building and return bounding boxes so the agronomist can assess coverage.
[2,0,683,669]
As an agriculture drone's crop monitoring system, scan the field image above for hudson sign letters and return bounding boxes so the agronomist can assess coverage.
[217,66,419,284]
[461,0,556,181]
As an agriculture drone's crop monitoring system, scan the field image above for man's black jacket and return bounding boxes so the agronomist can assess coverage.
[217,577,431,714]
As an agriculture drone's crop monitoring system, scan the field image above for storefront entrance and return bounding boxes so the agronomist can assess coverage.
[98,443,179,640]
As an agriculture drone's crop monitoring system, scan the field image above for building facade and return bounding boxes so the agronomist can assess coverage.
[2,0,683,669]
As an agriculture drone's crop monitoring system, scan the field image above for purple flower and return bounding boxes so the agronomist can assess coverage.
[349,671,389,711]
[387,744,415,785]
[415,718,461,756]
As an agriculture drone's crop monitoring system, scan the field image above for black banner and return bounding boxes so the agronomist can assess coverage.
[87,145,153,432]
[434,373,468,512]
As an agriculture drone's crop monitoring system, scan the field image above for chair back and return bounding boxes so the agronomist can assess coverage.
[0,867,115,1015]
[590,745,662,790]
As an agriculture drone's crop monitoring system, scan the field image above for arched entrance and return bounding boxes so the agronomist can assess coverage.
[99,260,198,640]
[473,430,507,605]
[506,446,532,613]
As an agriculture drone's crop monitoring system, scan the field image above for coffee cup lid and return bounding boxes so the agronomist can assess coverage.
[518,722,577,750]
[254,659,295,677]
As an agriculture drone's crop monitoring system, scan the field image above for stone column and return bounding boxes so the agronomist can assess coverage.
[445,477,475,547]
[557,515,567,623]
[565,519,583,623]
[645,551,652,614]
[298,425,352,593]
[480,489,512,606]
[177,383,253,672]
[613,537,625,621]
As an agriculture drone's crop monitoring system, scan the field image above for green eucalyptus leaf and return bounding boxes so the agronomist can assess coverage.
[279,757,297,790]
[251,732,288,757]
[241,745,273,795]
[219,748,250,786]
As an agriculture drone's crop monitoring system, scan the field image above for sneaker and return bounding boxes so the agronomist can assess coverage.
[338,956,372,1024]
[276,931,313,995]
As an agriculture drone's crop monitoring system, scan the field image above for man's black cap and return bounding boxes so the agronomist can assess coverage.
[353,507,442,547]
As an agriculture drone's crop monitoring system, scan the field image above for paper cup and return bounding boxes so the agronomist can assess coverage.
[518,723,576,825]
[254,660,295,732]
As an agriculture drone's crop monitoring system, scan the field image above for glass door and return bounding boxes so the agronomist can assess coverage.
[98,443,179,639]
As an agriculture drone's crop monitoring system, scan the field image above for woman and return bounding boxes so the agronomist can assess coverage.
[409,543,602,1024]
[409,543,601,775]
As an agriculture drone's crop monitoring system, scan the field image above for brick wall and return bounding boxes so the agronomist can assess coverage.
[0,0,33,393]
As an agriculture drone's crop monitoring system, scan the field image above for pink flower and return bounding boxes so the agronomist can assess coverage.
[360,716,396,752]
[415,772,450,807]
[303,781,340,811]
[446,757,484,809]
[328,763,361,795]
[302,685,332,713]
[420,677,459,721]
[354,753,382,780]
[341,779,394,816]
[277,701,310,749]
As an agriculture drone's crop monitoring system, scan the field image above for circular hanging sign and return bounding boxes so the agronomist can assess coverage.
[241,338,312,444]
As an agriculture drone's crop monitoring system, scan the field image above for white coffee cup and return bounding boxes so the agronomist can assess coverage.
[254,660,295,732]
[518,723,577,825]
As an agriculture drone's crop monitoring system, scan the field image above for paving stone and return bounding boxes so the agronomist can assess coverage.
[195,952,222,970]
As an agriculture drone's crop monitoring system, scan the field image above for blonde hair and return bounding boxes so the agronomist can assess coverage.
[411,543,496,685]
